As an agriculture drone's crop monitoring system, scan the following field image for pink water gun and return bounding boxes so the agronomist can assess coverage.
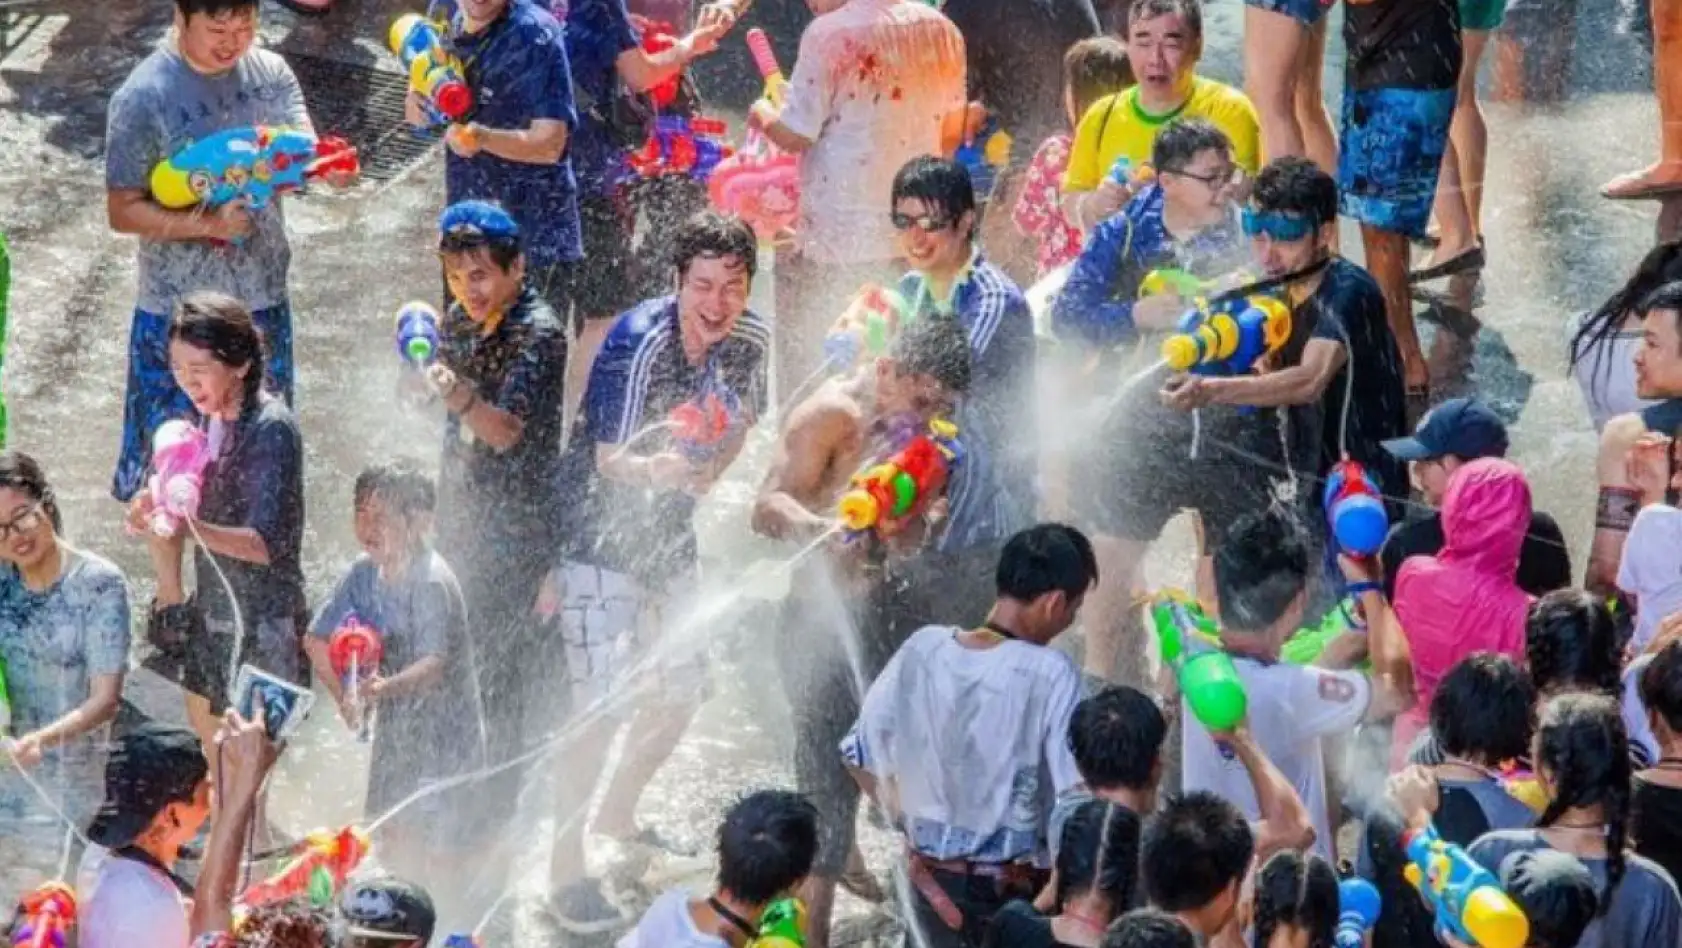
[11,883,74,948]
[149,420,213,537]
[329,617,383,742]
[710,29,800,241]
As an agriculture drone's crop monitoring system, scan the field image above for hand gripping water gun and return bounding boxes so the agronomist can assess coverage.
[747,897,806,948]
[1402,823,1529,948]
[824,283,912,368]
[625,115,733,183]
[837,419,964,540]
[1106,156,1157,190]
[712,31,801,240]
[1335,878,1381,948]
[1148,590,1247,732]
[1160,295,1292,378]
[946,103,1012,199]
[10,882,74,948]
[329,617,383,743]
[1139,268,1208,299]
[1280,597,1366,667]
[669,389,740,463]
[389,13,473,125]
[1323,458,1389,559]
[240,826,372,909]
[395,301,441,368]
[637,20,686,109]
[148,420,214,537]
[746,28,788,107]
[150,126,358,213]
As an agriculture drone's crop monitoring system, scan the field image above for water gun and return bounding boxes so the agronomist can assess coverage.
[952,106,1013,199]
[637,20,685,109]
[1160,294,1292,378]
[0,653,11,736]
[824,284,911,368]
[240,825,372,909]
[328,617,383,744]
[837,419,964,540]
[746,28,788,107]
[1335,878,1380,948]
[11,882,75,948]
[389,13,473,125]
[747,898,806,948]
[669,389,739,464]
[0,233,10,449]
[712,36,800,240]
[1402,823,1529,948]
[1148,590,1247,732]
[624,115,733,183]
[442,937,482,948]
[1280,598,1365,667]
[1139,268,1208,299]
[395,301,441,367]
[150,126,357,214]
[1323,459,1389,559]
[1495,761,1548,814]
[147,420,214,537]
[1107,156,1156,190]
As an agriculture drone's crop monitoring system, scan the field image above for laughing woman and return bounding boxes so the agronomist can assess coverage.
[129,291,305,747]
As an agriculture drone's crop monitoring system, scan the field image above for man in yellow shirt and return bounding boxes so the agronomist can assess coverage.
[1062,0,1260,231]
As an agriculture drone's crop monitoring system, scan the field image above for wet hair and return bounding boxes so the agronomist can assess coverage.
[1639,280,1682,350]
[0,451,63,534]
[1526,590,1623,696]
[1569,242,1682,382]
[1639,639,1682,734]
[891,156,977,237]
[715,789,820,905]
[1252,156,1339,229]
[1534,693,1631,914]
[168,291,266,403]
[353,458,437,517]
[1101,909,1198,948]
[1501,850,1600,948]
[1430,654,1536,764]
[1250,851,1338,948]
[1151,118,1232,176]
[889,314,972,394]
[175,0,258,19]
[438,228,521,273]
[1068,685,1167,791]
[1127,0,1204,44]
[996,523,1100,603]
[1055,801,1141,915]
[672,210,759,282]
[1213,512,1308,633]
[1141,791,1254,913]
[234,899,336,947]
[1064,37,1134,118]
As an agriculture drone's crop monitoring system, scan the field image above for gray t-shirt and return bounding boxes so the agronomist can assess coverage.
[104,43,308,314]
[1469,830,1682,948]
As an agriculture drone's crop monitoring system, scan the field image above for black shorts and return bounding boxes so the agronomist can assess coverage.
[567,193,640,323]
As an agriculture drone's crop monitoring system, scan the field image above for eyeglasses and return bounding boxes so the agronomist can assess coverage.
[1241,207,1317,242]
[891,212,952,233]
[0,503,44,541]
[1166,164,1242,190]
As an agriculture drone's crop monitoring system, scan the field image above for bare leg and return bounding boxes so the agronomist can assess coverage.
[1244,6,1311,161]
[589,700,697,839]
[1491,31,1526,104]
[1084,533,1149,687]
[1603,0,1682,197]
[1294,19,1338,175]
[1362,224,1426,395]
[547,711,618,884]
[1424,31,1490,269]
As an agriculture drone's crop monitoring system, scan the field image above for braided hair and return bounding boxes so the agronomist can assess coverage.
[1250,850,1338,948]
[1534,693,1632,915]
[1054,799,1143,919]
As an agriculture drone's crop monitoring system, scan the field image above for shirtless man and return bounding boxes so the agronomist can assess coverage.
[752,314,973,948]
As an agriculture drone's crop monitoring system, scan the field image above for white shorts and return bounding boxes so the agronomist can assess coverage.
[555,563,709,710]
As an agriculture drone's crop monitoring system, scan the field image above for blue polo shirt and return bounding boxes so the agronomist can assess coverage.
[555,295,770,583]
[552,0,642,198]
[443,0,583,267]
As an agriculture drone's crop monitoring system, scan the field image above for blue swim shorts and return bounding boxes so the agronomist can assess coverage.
[1338,86,1456,238]
[1245,0,1330,27]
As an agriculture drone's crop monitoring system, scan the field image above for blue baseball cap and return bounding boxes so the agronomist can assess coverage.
[438,200,520,243]
[1382,397,1510,462]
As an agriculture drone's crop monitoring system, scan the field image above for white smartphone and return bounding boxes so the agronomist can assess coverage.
[231,664,316,743]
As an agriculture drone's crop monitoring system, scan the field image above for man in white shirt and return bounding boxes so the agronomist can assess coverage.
[842,523,1095,948]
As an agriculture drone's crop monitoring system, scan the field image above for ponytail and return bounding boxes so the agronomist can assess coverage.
[1535,693,1632,914]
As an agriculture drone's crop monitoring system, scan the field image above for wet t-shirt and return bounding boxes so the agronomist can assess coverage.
[195,394,306,622]
[104,45,309,314]
[616,889,726,948]
[555,296,769,584]
[554,0,642,198]
[1633,777,1682,893]
[1344,0,1461,91]
[1469,830,1682,948]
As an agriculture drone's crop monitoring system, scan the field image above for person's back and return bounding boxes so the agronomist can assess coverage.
[1470,829,1680,948]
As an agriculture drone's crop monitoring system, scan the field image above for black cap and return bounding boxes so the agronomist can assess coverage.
[1381,397,1510,462]
[340,878,437,943]
[85,723,208,849]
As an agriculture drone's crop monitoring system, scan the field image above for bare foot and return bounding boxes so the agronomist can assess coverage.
[1601,161,1682,200]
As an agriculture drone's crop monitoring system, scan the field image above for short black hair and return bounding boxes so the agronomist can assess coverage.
[1056,801,1142,915]
[1126,0,1204,44]
[1151,118,1232,175]
[672,210,759,282]
[892,155,977,232]
[1639,279,1682,349]
[175,0,258,19]
[996,523,1100,602]
[889,314,972,394]
[170,291,267,404]
[1431,653,1536,764]
[1141,791,1254,913]
[1250,851,1338,948]
[716,790,820,905]
[1252,156,1339,229]
[1068,686,1167,791]
[1500,850,1599,948]
[1640,639,1682,734]
[1065,37,1134,118]
[1101,909,1198,948]
[354,458,437,517]
[1212,512,1308,632]
[1526,590,1623,696]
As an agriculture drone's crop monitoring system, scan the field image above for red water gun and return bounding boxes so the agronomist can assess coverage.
[11,883,74,948]
[635,18,685,109]
[626,115,733,182]
[837,420,964,540]
[240,826,371,909]
[329,618,383,742]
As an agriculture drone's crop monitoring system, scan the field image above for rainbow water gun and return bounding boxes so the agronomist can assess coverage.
[1335,878,1380,948]
[10,882,74,948]
[0,232,9,449]
[748,898,806,948]
[149,125,359,213]
[824,283,912,368]
[713,31,800,241]
[837,419,964,540]
[395,301,441,368]
[1149,590,1247,732]
[669,389,739,464]
[240,826,371,909]
[953,107,1013,199]
[1161,294,1292,378]
[329,617,383,744]
[1323,459,1389,559]
[147,420,214,538]
[746,28,788,107]
[624,115,733,184]
[389,13,473,126]
[1402,823,1529,948]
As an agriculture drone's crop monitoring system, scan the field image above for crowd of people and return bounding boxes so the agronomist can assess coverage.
[1,0,1682,945]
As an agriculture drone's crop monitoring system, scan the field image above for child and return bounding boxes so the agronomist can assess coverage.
[616,789,819,947]
[1012,37,1133,279]
[303,460,485,881]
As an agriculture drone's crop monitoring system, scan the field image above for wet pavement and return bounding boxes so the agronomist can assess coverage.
[0,0,1674,941]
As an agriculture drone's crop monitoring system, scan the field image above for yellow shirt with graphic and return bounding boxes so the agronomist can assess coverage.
[1062,76,1262,193]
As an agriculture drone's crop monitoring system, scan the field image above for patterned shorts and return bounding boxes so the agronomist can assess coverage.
[552,563,709,713]
[1245,0,1330,27]
[1338,86,1457,238]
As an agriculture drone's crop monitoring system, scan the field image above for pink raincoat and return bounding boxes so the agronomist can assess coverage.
[1390,457,1534,766]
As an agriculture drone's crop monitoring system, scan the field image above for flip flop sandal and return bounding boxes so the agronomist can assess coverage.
[1410,280,1485,310]
[1418,300,1481,341]
[1601,171,1682,201]
[1408,244,1485,284]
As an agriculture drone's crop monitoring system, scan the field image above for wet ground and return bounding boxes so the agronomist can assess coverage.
[0,0,1674,942]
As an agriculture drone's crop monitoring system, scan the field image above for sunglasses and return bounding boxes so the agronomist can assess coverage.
[891,212,953,233]
[1241,207,1317,242]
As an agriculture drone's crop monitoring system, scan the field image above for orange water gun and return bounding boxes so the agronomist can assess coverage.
[240,826,371,909]
[837,420,964,540]
[11,883,74,948]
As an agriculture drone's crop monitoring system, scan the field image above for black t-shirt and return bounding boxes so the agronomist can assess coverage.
[1633,776,1682,891]
[1380,509,1573,600]
[195,394,305,621]
[1343,0,1461,92]
[942,0,1102,151]
[982,901,1083,948]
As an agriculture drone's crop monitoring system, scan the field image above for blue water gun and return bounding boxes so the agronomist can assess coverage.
[1335,877,1380,948]
[955,114,1012,200]
[1402,823,1529,948]
[148,126,359,213]
[389,14,473,127]
[1324,458,1389,559]
[394,302,441,368]
[1159,294,1292,378]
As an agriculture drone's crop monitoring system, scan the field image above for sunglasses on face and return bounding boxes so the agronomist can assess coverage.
[891,212,952,233]
[1241,207,1317,242]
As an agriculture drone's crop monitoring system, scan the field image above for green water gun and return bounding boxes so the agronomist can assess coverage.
[1149,590,1247,731]
[0,652,12,735]
[1139,268,1207,299]
[1280,598,1370,669]
[748,897,806,948]
[0,232,10,448]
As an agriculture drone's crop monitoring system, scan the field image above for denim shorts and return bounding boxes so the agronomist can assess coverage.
[1338,86,1457,238]
[1245,0,1330,27]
